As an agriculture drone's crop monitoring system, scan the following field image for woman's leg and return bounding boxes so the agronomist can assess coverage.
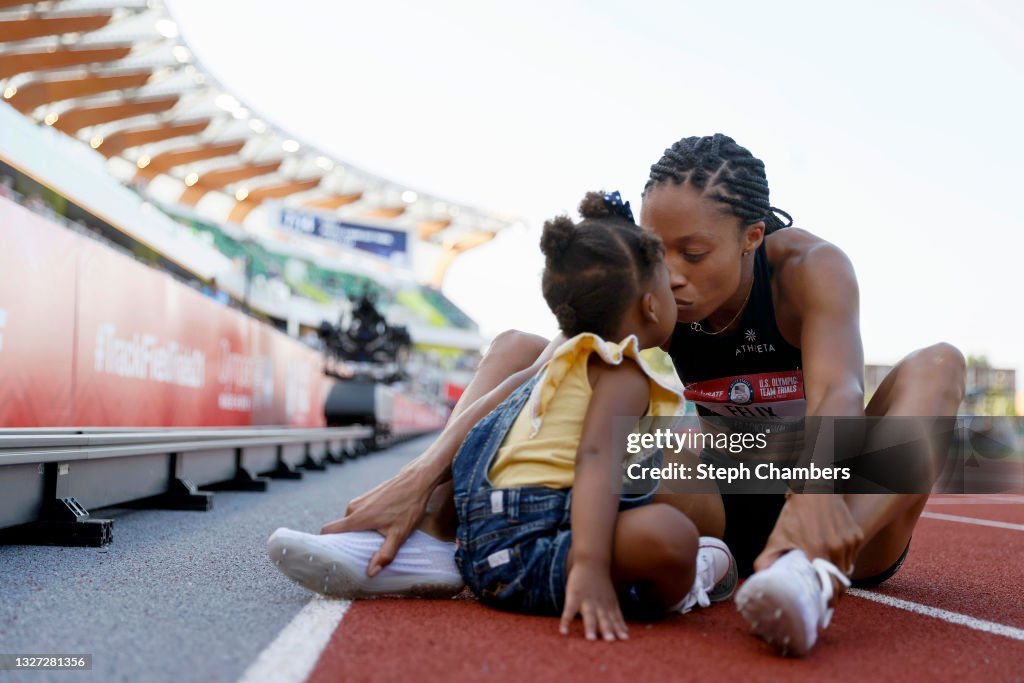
[449,330,551,420]
[848,342,966,579]
[290,331,557,595]
[644,344,965,579]
[320,330,552,541]
[415,330,551,540]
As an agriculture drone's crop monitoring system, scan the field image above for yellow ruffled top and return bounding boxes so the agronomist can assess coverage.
[488,333,686,489]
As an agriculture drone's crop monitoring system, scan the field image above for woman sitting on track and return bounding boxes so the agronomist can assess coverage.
[276,134,966,656]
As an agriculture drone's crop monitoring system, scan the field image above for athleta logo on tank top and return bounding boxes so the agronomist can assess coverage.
[736,329,776,356]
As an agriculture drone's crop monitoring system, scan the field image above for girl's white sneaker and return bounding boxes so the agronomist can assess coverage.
[676,536,739,613]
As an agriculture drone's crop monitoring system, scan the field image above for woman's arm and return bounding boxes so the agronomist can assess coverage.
[322,333,565,576]
[754,241,866,573]
[559,360,650,641]
[792,241,865,418]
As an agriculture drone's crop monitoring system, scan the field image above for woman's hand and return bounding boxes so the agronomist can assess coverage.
[754,494,864,578]
[559,561,628,642]
[319,462,437,577]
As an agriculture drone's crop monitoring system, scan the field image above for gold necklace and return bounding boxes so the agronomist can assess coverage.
[689,279,754,336]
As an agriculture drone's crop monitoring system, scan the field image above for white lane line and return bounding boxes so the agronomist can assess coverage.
[237,597,351,683]
[921,511,1024,532]
[848,589,1024,642]
[926,500,1023,506]
[928,495,1024,505]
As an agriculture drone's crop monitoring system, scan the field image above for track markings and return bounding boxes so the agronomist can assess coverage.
[237,597,351,683]
[921,511,1024,532]
[926,499,1024,506]
[927,495,1024,505]
[849,589,1024,642]
[236,502,1021,681]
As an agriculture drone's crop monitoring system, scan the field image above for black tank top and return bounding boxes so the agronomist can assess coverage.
[668,242,806,420]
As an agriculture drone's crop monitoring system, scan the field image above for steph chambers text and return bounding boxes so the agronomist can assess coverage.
[626,461,852,484]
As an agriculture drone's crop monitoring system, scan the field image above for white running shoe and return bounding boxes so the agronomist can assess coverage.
[734,549,851,656]
[267,528,464,599]
[676,536,739,613]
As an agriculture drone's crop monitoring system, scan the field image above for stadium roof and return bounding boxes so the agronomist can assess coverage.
[0,0,517,269]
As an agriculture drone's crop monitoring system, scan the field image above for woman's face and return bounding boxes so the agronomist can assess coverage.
[640,182,759,324]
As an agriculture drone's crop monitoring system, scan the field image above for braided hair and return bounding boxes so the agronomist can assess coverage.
[540,192,665,340]
[643,134,793,234]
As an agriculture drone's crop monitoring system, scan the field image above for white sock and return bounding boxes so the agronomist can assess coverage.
[321,529,460,579]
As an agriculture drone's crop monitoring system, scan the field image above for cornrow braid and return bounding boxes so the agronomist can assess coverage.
[540,191,665,340]
[644,134,794,234]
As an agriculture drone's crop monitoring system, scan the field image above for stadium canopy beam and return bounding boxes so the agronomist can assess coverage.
[135,139,247,181]
[363,206,405,220]
[430,230,497,288]
[0,13,113,43]
[178,160,283,205]
[227,177,323,223]
[0,4,519,261]
[303,192,362,210]
[0,44,133,80]
[54,94,179,134]
[97,118,211,156]
[6,69,151,113]
[418,218,452,240]
[0,0,49,8]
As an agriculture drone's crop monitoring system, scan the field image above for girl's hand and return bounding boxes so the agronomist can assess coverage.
[559,561,629,641]
[754,494,864,582]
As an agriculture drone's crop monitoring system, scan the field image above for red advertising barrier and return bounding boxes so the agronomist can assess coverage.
[391,392,448,437]
[0,203,78,426]
[0,196,355,428]
[443,382,465,406]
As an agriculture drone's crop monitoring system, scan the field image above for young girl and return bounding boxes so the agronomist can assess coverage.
[450,191,735,640]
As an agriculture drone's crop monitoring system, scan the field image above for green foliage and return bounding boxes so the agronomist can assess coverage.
[161,207,476,332]
[396,289,447,327]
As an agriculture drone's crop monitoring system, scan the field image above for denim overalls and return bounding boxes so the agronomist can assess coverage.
[453,374,654,616]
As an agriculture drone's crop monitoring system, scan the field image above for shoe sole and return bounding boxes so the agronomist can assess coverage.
[267,531,464,600]
[735,572,815,656]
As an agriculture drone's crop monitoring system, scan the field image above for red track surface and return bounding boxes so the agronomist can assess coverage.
[306,496,1024,682]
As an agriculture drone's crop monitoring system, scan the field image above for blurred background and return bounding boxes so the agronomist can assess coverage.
[1,0,1020,424]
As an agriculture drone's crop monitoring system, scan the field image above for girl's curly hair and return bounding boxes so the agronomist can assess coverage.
[540,191,665,339]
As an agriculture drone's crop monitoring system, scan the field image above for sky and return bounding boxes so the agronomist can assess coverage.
[166,0,1024,383]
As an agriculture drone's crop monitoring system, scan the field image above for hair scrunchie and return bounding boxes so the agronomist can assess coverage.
[603,191,634,223]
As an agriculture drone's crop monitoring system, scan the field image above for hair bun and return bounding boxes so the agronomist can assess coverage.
[577,191,613,220]
[539,215,576,263]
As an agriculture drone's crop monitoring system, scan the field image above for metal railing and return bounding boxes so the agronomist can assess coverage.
[0,425,374,547]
